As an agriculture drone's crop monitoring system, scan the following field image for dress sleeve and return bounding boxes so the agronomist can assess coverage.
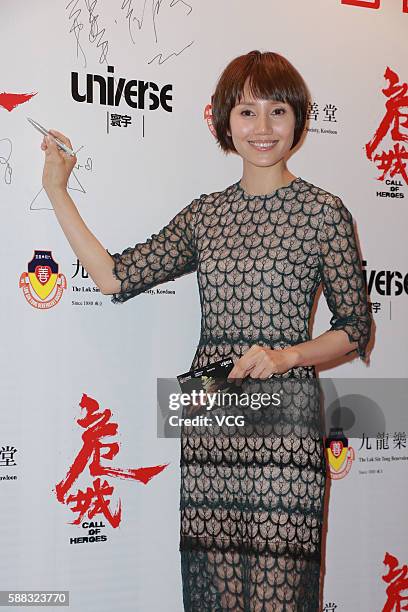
[108,197,200,304]
[317,194,373,362]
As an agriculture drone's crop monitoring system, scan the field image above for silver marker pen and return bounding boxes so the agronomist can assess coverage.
[27,117,76,157]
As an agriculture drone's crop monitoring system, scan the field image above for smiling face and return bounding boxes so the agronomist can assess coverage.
[228,79,296,169]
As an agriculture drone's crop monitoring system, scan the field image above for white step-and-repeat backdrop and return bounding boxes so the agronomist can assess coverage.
[1,1,407,610]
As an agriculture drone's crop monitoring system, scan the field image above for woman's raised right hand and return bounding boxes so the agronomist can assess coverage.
[41,129,77,194]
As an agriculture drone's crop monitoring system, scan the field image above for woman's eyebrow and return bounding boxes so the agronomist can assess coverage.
[236,100,285,106]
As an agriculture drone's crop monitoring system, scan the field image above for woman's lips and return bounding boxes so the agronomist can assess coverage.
[248,140,278,151]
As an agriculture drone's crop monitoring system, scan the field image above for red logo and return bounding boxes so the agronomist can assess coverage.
[35,265,51,284]
[382,552,408,611]
[0,92,37,112]
[365,68,408,184]
[54,393,168,528]
[330,440,344,458]
[342,0,380,8]
[204,103,216,138]
[342,0,408,11]
[325,429,355,480]
[19,250,66,309]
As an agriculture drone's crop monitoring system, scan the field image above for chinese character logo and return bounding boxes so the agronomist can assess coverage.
[110,113,132,128]
[72,259,88,279]
[307,102,339,123]
[19,250,66,309]
[0,445,17,467]
[54,393,168,528]
[382,552,408,611]
[325,428,355,479]
[366,68,408,184]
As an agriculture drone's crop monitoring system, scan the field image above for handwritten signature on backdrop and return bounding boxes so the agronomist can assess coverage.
[65,0,194,68]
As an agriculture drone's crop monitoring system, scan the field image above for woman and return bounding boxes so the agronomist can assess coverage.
[41,50,372,611]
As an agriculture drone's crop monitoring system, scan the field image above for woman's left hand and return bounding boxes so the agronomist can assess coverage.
[227,345,299,382]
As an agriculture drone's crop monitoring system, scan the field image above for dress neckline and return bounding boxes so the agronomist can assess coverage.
[235,176,302,200]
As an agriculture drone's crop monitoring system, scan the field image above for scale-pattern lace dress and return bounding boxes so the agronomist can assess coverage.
[109,177,372,611]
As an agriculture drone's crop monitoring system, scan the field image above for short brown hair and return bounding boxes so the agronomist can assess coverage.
[211,50,310,154]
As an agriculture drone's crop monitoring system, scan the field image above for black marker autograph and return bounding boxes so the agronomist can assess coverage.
[0,138,13,185]
[65,0,110,68]
[119,0,194,64]
[30,157,92,211]
[148,39,194,65]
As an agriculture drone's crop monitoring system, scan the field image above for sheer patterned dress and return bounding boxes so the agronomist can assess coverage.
[109,177,372,612]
